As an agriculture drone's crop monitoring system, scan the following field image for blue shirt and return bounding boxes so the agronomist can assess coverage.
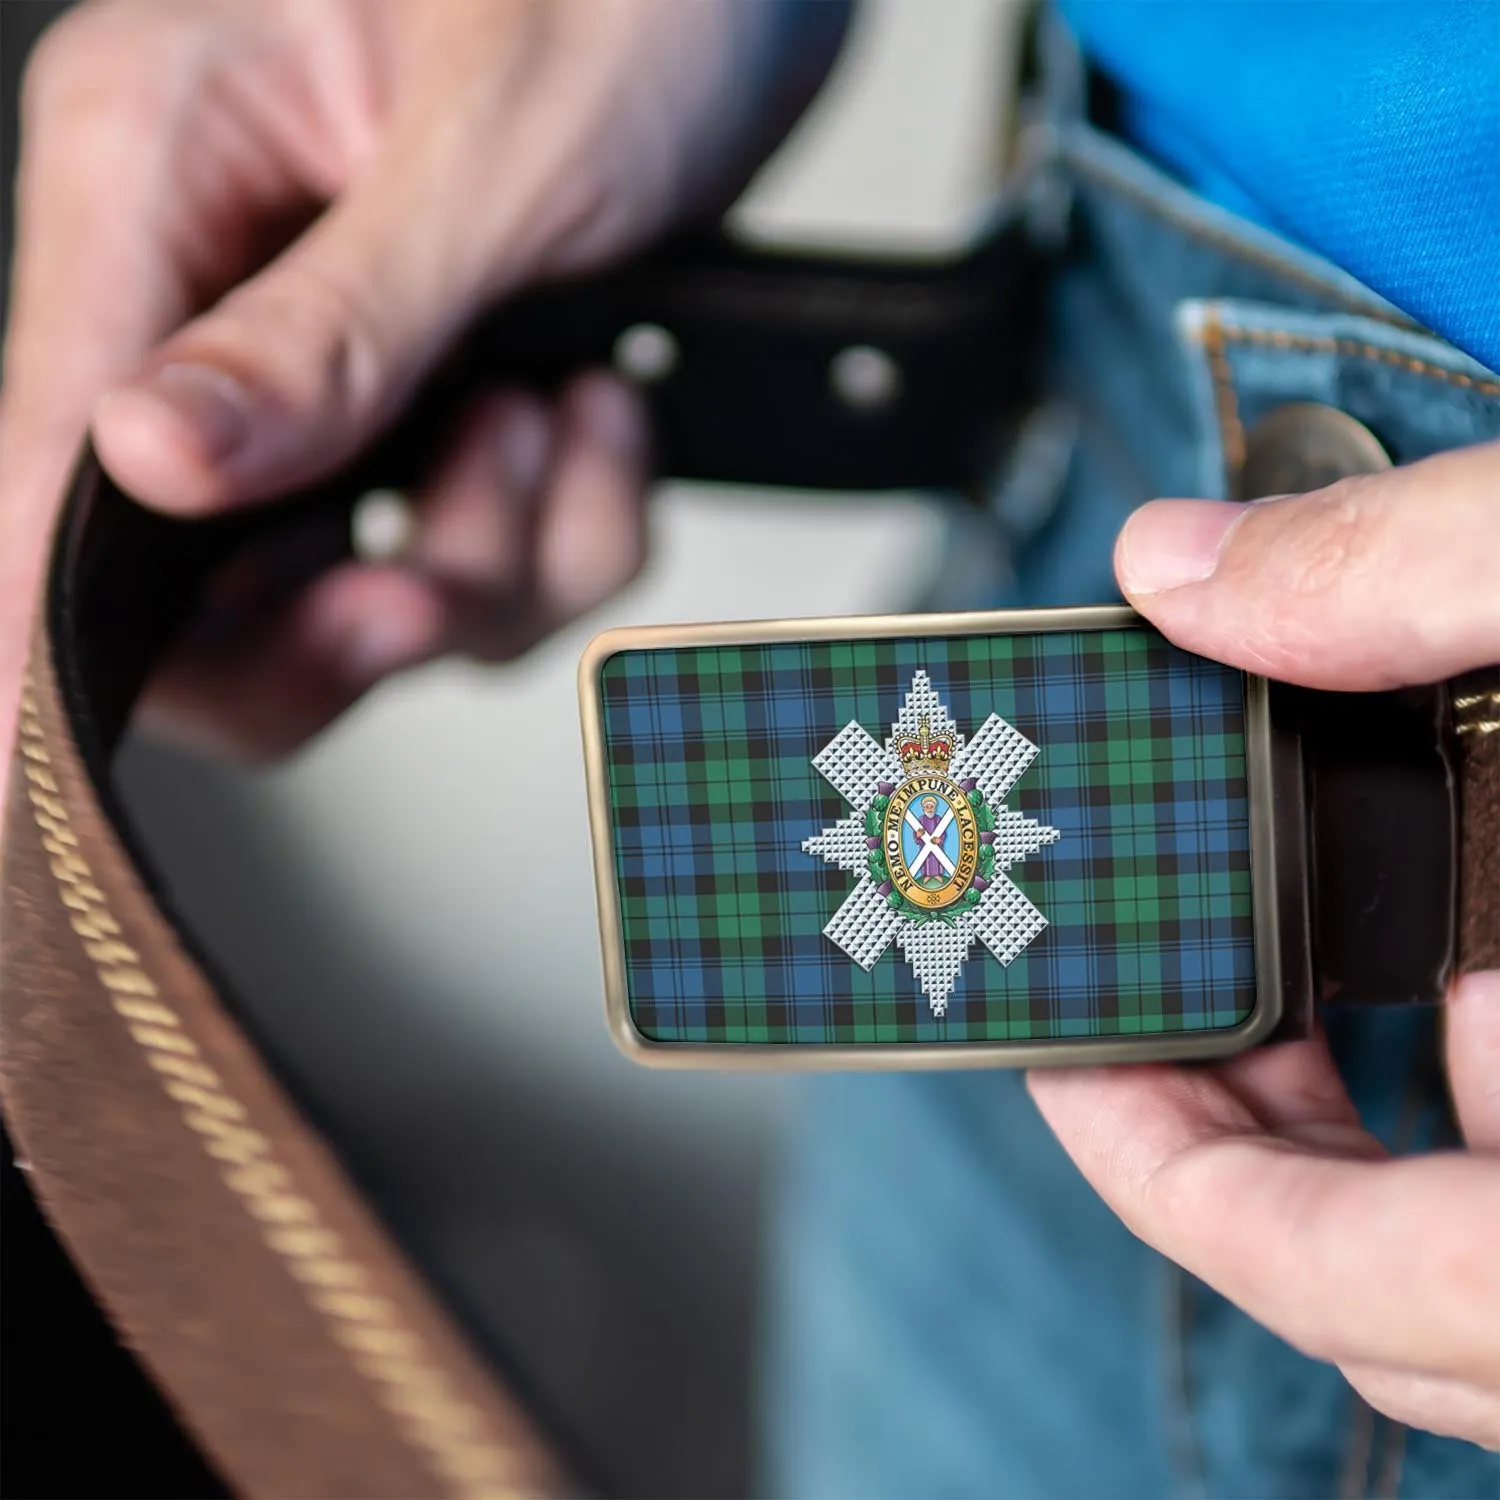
[1061,0,1500,373]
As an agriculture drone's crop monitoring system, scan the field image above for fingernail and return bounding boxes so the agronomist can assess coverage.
[125,362,254,465]
[497,405,550,496]
[1117,500,1244,596]
[574,376,645,458]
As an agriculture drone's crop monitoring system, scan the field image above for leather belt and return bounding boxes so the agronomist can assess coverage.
[1,225,1496,1497]
[0,227,1040,1500]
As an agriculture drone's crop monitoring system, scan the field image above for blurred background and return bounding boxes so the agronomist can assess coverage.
[3,3,1020,1493]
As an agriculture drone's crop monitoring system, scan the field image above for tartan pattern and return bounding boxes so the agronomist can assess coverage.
[598,628,1255,1046]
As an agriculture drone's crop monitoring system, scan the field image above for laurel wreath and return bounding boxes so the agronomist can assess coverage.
[863,790,998,927]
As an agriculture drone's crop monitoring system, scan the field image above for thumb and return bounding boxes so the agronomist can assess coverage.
[1114,442,1500,691]
[91,138,518,514]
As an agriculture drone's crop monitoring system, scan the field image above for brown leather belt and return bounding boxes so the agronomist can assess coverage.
[2,227,1497,1498]
[0,229,1044,1499]
[5,464,572,1497]
[1456,669,1500,972]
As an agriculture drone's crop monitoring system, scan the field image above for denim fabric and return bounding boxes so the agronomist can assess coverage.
[761,110,1500,1500]
[1058,1,1500,374]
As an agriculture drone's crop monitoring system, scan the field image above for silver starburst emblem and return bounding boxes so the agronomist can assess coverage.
[802,671,1061,1015]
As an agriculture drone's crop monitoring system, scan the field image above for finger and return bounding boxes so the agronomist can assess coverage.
[411,391,551,594]
[91,193,463,510]
[139,372,644,755]
[1025,1037,1382,1243]
[1114,443,1500,690]
[1029,1059,1500,1384]
[3,7,194,472]
[139,369,642,755]
[1,0,323,503]
[532,372,650,624]
[353,371,648,668]
[90,55,548,516]
[437,370,649,662]
[385,371,645,666]
[1446,969,1500,1151]
[141,563,445,760]
[1342,1362,1500,1450]
[1,0,337,787]
[0,5,233,801]
[1188,1026,1374,1147]
[1028,1031,1376,1174]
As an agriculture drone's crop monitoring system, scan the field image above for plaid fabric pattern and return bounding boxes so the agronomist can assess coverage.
[599,627,1254,1045]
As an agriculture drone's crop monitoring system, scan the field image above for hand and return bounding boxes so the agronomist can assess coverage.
[1030,442,1500,1449]
[0,0,845,762]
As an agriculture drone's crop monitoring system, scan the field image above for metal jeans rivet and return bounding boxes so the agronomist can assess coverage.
[613,323,679,383]
[830,345,902,410]
[351,488,415,563]
[1236,403,1391,500]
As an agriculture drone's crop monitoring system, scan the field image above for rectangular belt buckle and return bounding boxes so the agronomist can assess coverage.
[579,604,1302,1069]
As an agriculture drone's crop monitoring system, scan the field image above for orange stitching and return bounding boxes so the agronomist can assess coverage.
[1452,691,1500,712]
[1191,322,1500,494]
[1455,689,1500,738]
[15,682,532,1500]
[1067,146,1418,328]
[1197,311,1246,476]
[1216,326,1500,396]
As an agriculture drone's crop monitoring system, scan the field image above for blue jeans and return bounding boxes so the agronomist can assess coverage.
[761,106,1500,1500]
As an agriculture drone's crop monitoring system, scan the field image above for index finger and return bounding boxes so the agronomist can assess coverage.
[3,7,198,483]
[1,9,215,798]
[1028,1053,1500,1388]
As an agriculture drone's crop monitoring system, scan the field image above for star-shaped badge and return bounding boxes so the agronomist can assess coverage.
[802,671,1060,1015]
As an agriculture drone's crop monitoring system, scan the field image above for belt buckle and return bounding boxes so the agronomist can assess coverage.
[579,604,1297,1068]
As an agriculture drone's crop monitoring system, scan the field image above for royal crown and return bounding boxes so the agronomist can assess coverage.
[897,716,953,775]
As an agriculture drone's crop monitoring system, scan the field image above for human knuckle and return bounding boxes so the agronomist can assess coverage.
[1426,1227,1500,1325]
[1271,478,1389,600]
[290,272,388,415]
[1234,621,1318,682]
[222,263,390,417]
[22,1,197,130]
[20,7,110,118]
[1132,1148,1213,1240]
